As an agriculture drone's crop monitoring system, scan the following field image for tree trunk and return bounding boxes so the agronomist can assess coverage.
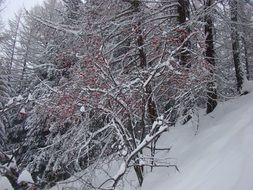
[205,0,217,114]
[8,12,22,74]
[129,0,158,185]
[230,0,244,93]
[242,36,250,80]
[178,0,191,67]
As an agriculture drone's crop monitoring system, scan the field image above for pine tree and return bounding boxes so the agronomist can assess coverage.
[1,11,23,74]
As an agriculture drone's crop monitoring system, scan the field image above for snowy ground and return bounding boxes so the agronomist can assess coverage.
[49,87,253,190]
[1,84,253,190]
[142,89,253,190]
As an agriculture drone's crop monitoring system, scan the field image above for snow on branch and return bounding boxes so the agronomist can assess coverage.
[99,114,176,189]
[26,11,82,36]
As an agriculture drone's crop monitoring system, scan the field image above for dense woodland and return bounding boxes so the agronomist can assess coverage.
[0,0,253,189]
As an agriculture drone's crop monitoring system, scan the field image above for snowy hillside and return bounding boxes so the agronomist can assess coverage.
[2,0,253,189]
[142,89,253,190]
[3,90,253,190]
[42,84,253,190]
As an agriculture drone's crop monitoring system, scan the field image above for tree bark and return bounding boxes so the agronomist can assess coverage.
[242,36,250,80]
[178,0,190,67]
[230,0,244,93]
[205,0,217,114]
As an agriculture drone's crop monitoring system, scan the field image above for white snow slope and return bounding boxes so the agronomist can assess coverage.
[142,90,253,190]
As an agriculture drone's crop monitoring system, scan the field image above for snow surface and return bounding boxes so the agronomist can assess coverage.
[16,95,23,101]
[17,170,34,184]
[19,107,26,115]
[142,90,253,190]
[50,158,138,190]
[80,106,85,113]
[0,156,16,190]
[0,177,13,190]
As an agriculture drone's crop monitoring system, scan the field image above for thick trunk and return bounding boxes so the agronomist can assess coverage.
[242,36,250,80]
[230,0,244,93]
[178,0,187,24]
[178,0,190,67]
[205,0,217,114]
[130,0,158,185]
[178,0,192,121]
